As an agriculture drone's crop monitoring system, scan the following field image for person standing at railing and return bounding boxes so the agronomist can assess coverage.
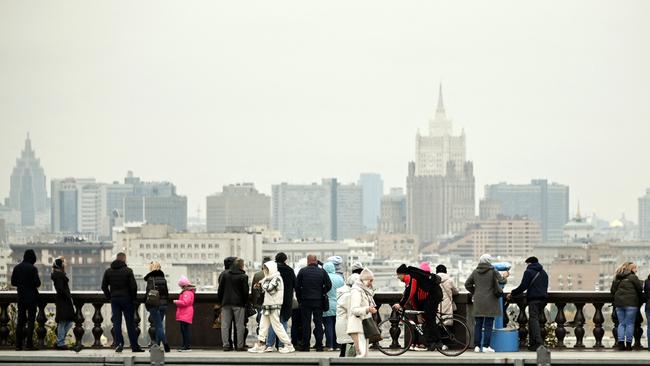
[144,261,170,352]
[336,273,360,357]
[323,261,345,352]
[392,265,426,351]
[296,254,332,352]
[101,252,143,353]
[174,275,195,352]
[252,256,271,337]
[348,268,376,358]
[610,261,643,351]
[266,252,296,352]
[11,249,41,351]
[51,257,77,351]
[436,265,459,327]
[217,257,249,351]
[464,254,508,353]
[644,274,650,351]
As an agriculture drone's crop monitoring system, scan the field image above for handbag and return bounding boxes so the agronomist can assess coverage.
[245,303,257,318]
[145,278,161,307]
[362,317,382,343]
[321,294,329,312]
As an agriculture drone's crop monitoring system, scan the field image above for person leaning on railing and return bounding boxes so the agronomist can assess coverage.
[10,249,41,351]
[610,261,643,351]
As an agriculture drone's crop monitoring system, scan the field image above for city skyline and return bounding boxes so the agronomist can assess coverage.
[1,1,649,221]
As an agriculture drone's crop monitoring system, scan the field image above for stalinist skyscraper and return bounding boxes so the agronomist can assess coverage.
[407,85,475,243]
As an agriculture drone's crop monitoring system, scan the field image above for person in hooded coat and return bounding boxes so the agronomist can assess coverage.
[217,258,249,351]
[248,261,295,353]
[144,261,170,352]
[610,261,643,350]
[336,273,359,357]
[348,268,376,358]
[11,249,41,350]
[101,252,142,352]
[51,257,76,350]
[323,262,345,351]
[464,254,507,353]
[266,252,296,351]
[507,256,548,351]
[435,265,459,327]
[217,256,237,350]
[174,275,196,352]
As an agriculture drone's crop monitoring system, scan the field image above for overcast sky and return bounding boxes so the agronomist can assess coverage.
[1,0,649,221]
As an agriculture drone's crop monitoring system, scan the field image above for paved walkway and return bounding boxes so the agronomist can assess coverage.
[0,348,649,365]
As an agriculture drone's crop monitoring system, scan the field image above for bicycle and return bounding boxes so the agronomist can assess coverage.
[376,309,470,357]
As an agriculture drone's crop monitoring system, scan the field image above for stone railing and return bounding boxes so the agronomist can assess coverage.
[0,291,641,349]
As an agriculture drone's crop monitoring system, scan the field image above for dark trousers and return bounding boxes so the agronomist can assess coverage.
[423,298,440,347]
[16,302,37,348]
[323,316,337,349]
[300,301,324,349]
[528,301,545,346]
[110,297,139,350]
[179,321,191,349]
[148,305,167,345]
[291,309,303,347]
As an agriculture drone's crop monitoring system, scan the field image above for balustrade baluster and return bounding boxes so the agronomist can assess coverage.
[516,302,528,349]
[388,309,402,348]
[35,302,47,348]
[573,303,586,348]
[0,303,9,346]
[539,305,547,341]
[554,303,566,348]
[148,309,156,345]
[133,302,141,342]
[91,303,104,348]
[73,299,85,349]
[611,307,619,348]
[592,303,605,348]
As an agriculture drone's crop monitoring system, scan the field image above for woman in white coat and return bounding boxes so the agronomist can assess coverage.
[347,268,376,358]
[336,273,359,357]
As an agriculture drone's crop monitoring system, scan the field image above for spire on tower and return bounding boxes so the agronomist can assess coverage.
[576,201,582,220]
[436,82,445,115]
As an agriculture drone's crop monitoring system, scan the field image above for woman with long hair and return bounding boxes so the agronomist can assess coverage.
[611,261,643,350]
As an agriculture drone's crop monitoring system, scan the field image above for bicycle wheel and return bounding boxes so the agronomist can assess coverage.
[437,317,470,357]
[376,318,413,356]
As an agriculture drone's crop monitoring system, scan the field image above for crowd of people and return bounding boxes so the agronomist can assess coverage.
[8,249,650,355]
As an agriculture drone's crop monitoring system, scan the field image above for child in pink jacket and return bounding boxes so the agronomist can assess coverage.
[174,275,195,352]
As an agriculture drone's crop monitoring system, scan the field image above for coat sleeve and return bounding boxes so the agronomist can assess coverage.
[33,267,41,288]
[175,291,190,307]
[645,280,650,302]
[633,275,644,302]
[350,289,367,317]
[101,270,110,299]
[128,269,137,300]
[511,270,531,296]
[610,278,619,295]
[451,280,460,295]
[216,273,225,304]
[242,275,250,304]
[323,270,332,293]
[495,270,507,285]
[464,272,475,294]
[295,270,303,302]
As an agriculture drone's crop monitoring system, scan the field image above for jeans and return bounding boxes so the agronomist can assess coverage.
[266,319,289,348]
[616,306,638,342]
[56,321,74,347]
[111,297,139,349]
[148,305,168,345]
[474,316,494,347]
[300,301,324,349]
[323,316,337,349]
[16,302,37,348]
[179,321,191,349]
[528,301,545,347]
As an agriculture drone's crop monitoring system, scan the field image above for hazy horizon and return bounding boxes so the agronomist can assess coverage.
[1,1,649,221]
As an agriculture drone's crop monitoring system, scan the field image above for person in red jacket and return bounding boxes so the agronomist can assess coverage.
[174,275,195,352]
[392,267,427,350]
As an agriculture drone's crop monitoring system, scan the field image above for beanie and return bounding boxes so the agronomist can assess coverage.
[435,264,447,274]
[396,264,408,274]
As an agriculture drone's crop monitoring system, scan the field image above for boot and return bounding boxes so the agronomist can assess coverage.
[625,342,632,351]
[617,341,625,350]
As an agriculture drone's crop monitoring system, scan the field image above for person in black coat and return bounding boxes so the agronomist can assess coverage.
[265,252,296,350]
[11,249,41,350]
[51,257,76,351]
[296,254,332,352]
[144,261,170,352]
[217,258,249,351]
[101,252,143,353]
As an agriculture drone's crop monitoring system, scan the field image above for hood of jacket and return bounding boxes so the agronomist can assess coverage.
[228,266,245,275]
[527,262,544,272]
[616,270,633,280]
[23,249,37,264]
[144,269,165,281]
[324,262,336,274]
[264,261,278,277]
[223,256,236,270]
[476,262,493,274]
[110,260,127,270]
[438,272,451,283]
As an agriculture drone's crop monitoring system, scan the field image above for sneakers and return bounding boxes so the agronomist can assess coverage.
[474,346,481,353]
[483,346,495,353]
[178,348,192,352]
[248,343,266,353]
[263,346,276,353]
[440,344,449,351]
[413,345,428,351]
[279,345,296,354]
[115,344,124,353]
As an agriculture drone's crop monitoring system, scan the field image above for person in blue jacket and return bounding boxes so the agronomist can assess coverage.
[507,256,549,351]
[323,262,345,351]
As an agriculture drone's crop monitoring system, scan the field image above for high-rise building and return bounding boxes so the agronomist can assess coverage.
[639,189,650,240]
[379,188,407,234]
[407,85,475,243]
[358,173,383,232]
[8,134,48,226]
[206,183,271,232]
[99,182,135,237]
[124,196,187,232]
[484,179,569,242]
[51,178,96,233]
[272,179,363,240]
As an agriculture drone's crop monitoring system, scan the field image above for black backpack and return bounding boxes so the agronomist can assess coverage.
[406,266,441,293]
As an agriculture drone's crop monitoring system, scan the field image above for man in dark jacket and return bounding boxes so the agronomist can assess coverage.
[51,257,77,351]
[507,256,549,351]
[11,249,41,350]
[217,257,249,351]
[266,252,296,350]
[296,254,332,352]
[101,252,143,353]
[218,256,237,349]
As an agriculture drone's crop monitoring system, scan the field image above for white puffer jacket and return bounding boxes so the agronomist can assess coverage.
[438,272,459,324]
[347,283,372,335]
[261,261,284,308]
[336,285,353,343]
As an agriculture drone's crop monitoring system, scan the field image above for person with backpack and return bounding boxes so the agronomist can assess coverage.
[51,257,76,351]
[610,261,643,350]
[464,254,508,353]
[436,265,459,327]
[393,265,426,351]
[506,256,548,351]
[144,261,170,352]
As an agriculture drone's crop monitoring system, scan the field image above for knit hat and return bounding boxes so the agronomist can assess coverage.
[419,262,431,273]
[525,256,539,264]
[350,261,364,273]
[435,264,447,274]
[178,275,191,287]
[396,264,408,274]
[275,252,288,263]
[360,268,374,281]
[53,257,64,270]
